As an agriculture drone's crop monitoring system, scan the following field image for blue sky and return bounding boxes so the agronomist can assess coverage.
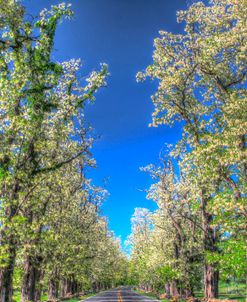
[26,0,187,243]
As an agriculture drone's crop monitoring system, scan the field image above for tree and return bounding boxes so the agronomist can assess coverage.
[137,0,246,298]
[143,159,203,297]
[128,159,203,298]
[0,1,108,301]
[127,208,153,291]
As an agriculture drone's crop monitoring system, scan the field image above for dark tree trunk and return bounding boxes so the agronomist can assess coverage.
[34,269,44,302]
[61,279,70,297]
[0,182,20,302]
[0,246,16,302]
[71,279,77,295]
[34,286,42,302]
[201,192,219,299]
[239,134,247,181]
[61,277,79,296]
[60,279,66,297]
[91,283,96,294]
[170,240,180,297]
[170,281,179,296]
[204,265,219,299]
[48,278,59,301]
[165,281,170,296]
[183,287,193,298]
[60,278,73,297]
[20,255,42,302]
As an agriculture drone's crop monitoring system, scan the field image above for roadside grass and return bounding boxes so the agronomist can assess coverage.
[135,281,246,301]
[13,292,95,302]
[219,281,246,296]
[195,293,246,302]
[195,281,246,301]
[13,292,48,302]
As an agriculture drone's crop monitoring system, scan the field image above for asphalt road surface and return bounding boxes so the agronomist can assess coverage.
[84,287,159,302]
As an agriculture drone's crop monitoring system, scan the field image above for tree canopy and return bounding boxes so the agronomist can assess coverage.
[0,0,246,302]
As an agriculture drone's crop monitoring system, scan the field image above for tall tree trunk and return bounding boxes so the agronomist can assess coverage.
[60,278,72,297]
[201,192,219,299]
[34,269,44,302]
[170,240,180,297]
[0,181,20,302]
[183,287,193,299]
[48,278,59,301]
[170,281,179,296]
[0,244,16,302]
[60,279,65,297]
[60,279,68,297]
[71,278,77,295]
[21,255,42,302]
[48,269,59,301]
[91,282,96,294]
[165,280,171,296]
[204,265,219,299]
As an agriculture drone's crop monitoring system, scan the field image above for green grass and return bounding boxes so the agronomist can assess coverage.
[136,281,246,301]
[13,291,96,302]
[13,282,246,302]
[195,281,246,302]
[219,281,246,294]
[13,291,48,302]
[195,293,246,302]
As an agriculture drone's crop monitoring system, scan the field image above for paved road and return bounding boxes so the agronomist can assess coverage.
[84,287,159,302]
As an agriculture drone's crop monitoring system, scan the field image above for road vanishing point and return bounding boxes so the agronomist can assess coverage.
[84,287,159,302]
